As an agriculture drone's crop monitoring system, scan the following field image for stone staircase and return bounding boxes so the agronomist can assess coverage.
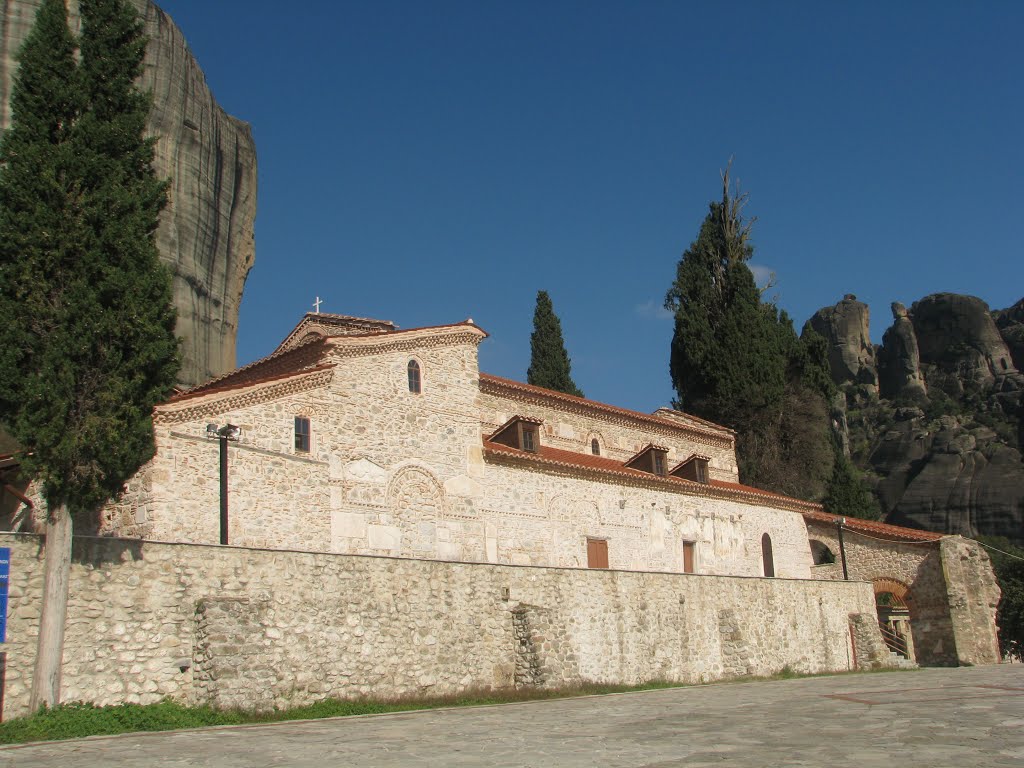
[888,650,918,669]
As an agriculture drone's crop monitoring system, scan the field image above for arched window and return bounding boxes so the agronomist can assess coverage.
[591,438,600,456]
[761,533,775,577]
[809,539,836,565]
[407,360,421,394]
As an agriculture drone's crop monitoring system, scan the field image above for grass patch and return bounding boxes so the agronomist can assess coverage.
[0,668,915,746]
[0,681,679,745]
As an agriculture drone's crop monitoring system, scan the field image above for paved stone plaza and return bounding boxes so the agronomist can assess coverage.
[2,665,1022,767]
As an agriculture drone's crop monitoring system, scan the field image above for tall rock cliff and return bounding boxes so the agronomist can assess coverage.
[0,0,256,387]
[808,294,878,391]
[813,293,1024,544]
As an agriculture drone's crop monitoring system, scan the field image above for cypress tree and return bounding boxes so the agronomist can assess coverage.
[527,290,584,397]
[665,168,787,437]
[0,0,178,709]
[823,450,882,521]
[665,167,835,496]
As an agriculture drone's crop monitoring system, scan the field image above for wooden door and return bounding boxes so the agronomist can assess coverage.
[587,538,608,569]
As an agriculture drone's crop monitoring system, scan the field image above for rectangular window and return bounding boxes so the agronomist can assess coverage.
[294,416,310,452]
[653,452,666,476]
[683,541,696,574]
[522,426,536,452]
[587,538,609,569]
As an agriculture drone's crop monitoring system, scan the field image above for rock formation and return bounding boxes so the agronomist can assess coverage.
[877,302,927,400]
[812,292,1024,544]
[909,294,1017,399]
[807,294,878,391]
[0,0,256,387]
[994,298,1024,372]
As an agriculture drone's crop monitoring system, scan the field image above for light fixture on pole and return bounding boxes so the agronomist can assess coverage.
[206,423,241,544]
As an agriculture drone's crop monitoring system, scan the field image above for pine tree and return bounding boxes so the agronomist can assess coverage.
[527,290,584,397]
[0,0,178,709]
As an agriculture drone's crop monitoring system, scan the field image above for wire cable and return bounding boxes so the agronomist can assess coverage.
[976,540,1024,561]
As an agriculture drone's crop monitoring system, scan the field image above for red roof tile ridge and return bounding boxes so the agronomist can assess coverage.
[479,374,733,440]
[652,407,735,433]
[168,338,332,402]
[802,508,944,542]
[163,364,334,406]
[305,311,396,325]
[324,320,489,342]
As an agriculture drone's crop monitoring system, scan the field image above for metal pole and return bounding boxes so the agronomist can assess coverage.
[837,518,849,580]
[219,435,229,545]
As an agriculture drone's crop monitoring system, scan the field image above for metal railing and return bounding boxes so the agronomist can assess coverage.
[878,622,909,659]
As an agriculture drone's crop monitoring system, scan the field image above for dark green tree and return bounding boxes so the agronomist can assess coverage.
[527,290,583,397]
[665,168,835,496]
[822,450,882,520]
[665,169,787,427]
[0,0,178,710]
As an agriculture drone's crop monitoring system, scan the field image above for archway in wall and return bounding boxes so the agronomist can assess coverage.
[809,539,836,565]
[873,578,914,661]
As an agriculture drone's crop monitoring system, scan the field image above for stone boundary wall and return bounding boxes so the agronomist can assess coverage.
[805,523,1000,666]
[0,533,885,719]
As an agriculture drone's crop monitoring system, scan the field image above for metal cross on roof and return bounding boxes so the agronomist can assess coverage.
[313,296,323,313]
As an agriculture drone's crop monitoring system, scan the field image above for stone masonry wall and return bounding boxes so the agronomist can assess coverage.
[938,537,1003,665]
[96,334,810,579]
[478,388,739,482]
[805,521,1000,666]
[0,533,882,719]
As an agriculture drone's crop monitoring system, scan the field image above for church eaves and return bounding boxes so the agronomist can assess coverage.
[482,438,822,515]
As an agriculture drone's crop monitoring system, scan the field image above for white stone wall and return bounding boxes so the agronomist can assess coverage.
[477,461,811,577]
[0,533,882,718]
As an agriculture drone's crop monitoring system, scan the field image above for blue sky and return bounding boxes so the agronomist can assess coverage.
[157,1,1023,414]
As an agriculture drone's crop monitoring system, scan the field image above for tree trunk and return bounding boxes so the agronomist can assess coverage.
[29,501,72,711]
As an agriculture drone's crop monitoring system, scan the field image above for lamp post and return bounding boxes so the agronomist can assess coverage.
[836,517,850,580]
[206,423,241,544]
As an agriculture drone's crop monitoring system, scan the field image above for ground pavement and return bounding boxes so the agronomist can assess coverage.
[1,665,1022,767]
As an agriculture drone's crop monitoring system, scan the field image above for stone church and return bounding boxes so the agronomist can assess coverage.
[106,312,825,576]
[91,311,998,668]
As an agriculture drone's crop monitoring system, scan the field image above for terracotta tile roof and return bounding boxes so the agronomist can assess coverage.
[482,439,820,512]
[168,338,333,403]
[479,374,733,442]
[802,509,944,543]
[168,320,487,406]
[652,407,733,433]
[275,312,398,353]
[324,320,487,340]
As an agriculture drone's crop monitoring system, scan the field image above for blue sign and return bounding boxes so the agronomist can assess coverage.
[0,548,9,643]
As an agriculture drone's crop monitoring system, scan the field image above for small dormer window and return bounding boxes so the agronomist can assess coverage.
[672,454,711,484]
[522,425,537,452]
[625,444,670,476]
[653,452,666,476]
[489,416,544,453]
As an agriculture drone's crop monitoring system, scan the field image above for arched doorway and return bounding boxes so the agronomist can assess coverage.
[873,578,914,662]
